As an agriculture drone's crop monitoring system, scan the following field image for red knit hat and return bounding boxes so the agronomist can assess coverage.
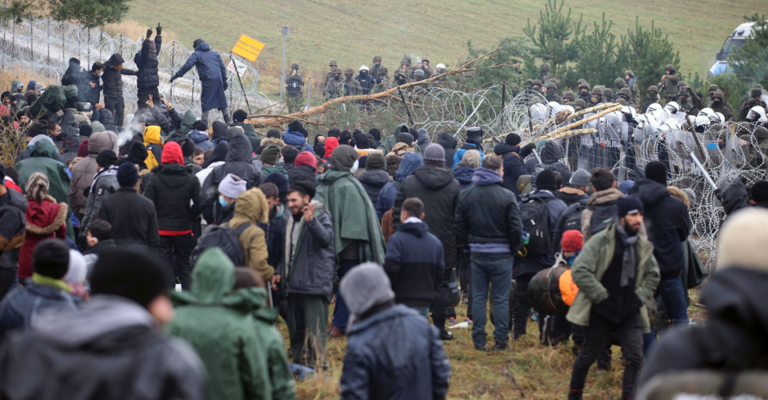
[295,151,318,172]
[77,140,89,158]
[561,230,583,252]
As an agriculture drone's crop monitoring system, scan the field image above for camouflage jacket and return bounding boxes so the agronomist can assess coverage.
[324,77,345,100]
[343,77,361,96]
[709,100,735,121]
[285,74,304,96]
[661,73,681,97]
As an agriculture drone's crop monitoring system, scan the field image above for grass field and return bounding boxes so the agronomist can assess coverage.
[119,0,765,89]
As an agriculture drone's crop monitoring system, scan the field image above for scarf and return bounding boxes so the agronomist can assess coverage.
[32,272,72,292]
[615,223,638,287]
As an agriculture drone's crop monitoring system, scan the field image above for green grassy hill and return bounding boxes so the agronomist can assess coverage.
[123,0,763,82]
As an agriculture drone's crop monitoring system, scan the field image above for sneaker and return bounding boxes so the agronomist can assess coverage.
[448,317,458,324]
[465,318,473,325]
[328,325,345,338]
[439,330,453,341]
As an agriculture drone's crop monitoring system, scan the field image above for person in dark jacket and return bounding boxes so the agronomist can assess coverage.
[97,163,159,249]
[79,152,119,244]
[357,153,389,206]
[393,144,460,340]
[0,248,206,400]
[530,141,571,191]
[0,239,77,341]
[514,169,567,340]
[256,183,288,306]
[272,181,334,367]
[0,167,28,299]
[171,39,230,124]
[437,132,457,169]
[200,133,262,224]
[494,134,534,198]
[453,127,485,169]
[640,209,768,392]
[376,152,422,220]
[134,26,162,108]
[628,161,691,329]
[556,168,591,207]
[288,151,318,186]
[102,53,136,127]
[455,156,523,350]
[143,142,200,289]
[210,120,228,147]
[453,149,481,190]
[385,197,445,318]
[339,262,451,400]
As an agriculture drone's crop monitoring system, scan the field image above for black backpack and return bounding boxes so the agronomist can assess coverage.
[191,222,252,266]
[588,202,618,236]
[519,197,551,257]
[562,203,586,234]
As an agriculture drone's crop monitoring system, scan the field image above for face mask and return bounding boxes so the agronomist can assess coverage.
[98,72,104,77]
[218,196,228,208]
[713,100,722,106]
[349,159,359,174]
[360,71,368,78]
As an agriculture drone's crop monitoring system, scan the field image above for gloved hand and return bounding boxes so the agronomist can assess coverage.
[223,82,228,91]
[156,23,162,36]
[146,29,152,38]
[714,188,722,201]
[170,75,177,83]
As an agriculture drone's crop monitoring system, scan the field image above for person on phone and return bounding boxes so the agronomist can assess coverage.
[285,63,304,113]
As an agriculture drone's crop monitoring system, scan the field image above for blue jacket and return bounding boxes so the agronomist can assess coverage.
[187,129,214,151]
[340,305,451,400]
[0,283,78,341]
[453,143,485,169]
[283,130,314,154]
[494,142,530,198]
[515,190,567,277]
[452,166,475,190]
[375,153,422,220]
[384,222,444,308]
[173,42,228,112]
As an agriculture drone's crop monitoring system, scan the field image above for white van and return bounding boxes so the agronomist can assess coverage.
[708,21,763,79]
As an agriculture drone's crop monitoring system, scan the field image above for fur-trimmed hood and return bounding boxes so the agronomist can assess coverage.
[261,138,286,148]
[25,195,68,236]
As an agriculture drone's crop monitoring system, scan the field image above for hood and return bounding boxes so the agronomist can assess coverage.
[180,109,196,132]
[413,165,455,190]
[4,188,28,213]
[457,149,481,168]
[629,178,669,206]
[11,80,22,92]
[394,152,423,182]
[284,131,308,148]
[540,141,564,164]
[416,128,430,145]
[225,134,253,163]
[330,145,358,172]
[701,268,768,337]
[358,169,390,188]
[184,248,236,304]
[493,142,520,155]
[720,180,751,215]
[98,110,117,130]
[33,295,156,348]
[211,121,228,139]
[471,167,502,186]
[324,137,339,158]
[195,42,211,52]
[161,141,184,165]
[143,126,162,146]
[187,129,210,144]
[437,132,457,150]
[234,188,269,225]
[30,138,57,159]
[398,220,429,237]
[587,187,624,206]
[453,166,475,185]
[203,142,229,168]
[105,53,125,67]
[88,131,118,154]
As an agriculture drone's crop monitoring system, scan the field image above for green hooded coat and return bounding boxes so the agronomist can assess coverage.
[168,248,295,400]
[28,85,66,118]
[179,109,197,133]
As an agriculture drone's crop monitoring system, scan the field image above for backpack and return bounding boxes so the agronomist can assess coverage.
[562,203,586,234]
[191,222,252,266]
[518,197,551,257]
[588,202,618,236]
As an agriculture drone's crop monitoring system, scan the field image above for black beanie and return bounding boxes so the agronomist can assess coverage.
[290,179,316,199]
[96,150,118,168]
[751,180,768,203]
[355,133,370,149]
[506,133,522,146]
[79,124,93,138]
[180,138,196,158]
[192,120,208,131]
[117,162,139,188]
[33,238,70,279]
[232,109,248,123]
[288,120,309,137]
[645,161,667,186]
[368,128,381,141]
[397,132,414,145]
[90,248,168,308]
[536,169,558,191]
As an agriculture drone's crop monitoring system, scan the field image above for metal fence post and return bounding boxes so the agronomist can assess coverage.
[305,77,311,110]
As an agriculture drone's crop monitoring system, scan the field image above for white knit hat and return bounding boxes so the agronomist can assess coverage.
[218,173,247,199]
[717,208,768,273]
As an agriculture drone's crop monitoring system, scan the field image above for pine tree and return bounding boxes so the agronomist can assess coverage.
[576,13,622,88]
[617,17,681,93]
[522,0,585,79]
[0,0,130,28]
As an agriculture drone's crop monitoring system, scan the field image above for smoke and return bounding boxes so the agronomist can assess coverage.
[116,113,136,147]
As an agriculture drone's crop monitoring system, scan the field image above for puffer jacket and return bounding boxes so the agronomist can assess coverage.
[134,36,162,92]
[187,129,214,151]
[68,131,118,216]
[227,189,273,280]
[142,126,163,170]
[283,131,313,153]
[102,53,136,99]
[358,169,390,206]
[279,201,335,301]
[143,144,200,232]
[340,305,450,400]
[200,134,262,224]
[79,165,119,242]
[494,142,530,197]
[437,132,458,169]
[0,281,78,341]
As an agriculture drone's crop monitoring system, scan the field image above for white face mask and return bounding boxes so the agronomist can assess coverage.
[349,159,359,174]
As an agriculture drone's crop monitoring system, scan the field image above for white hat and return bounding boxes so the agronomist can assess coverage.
[436,63,446,69]
[359,65,369,72]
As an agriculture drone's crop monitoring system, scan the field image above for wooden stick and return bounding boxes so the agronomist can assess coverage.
[541,105,623,140]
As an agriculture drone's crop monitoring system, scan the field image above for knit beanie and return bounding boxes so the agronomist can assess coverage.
[295,151,318,171]
[561,230,583,252]
[90,248,168,308]
[290,180,316,199]
[368,128,382,141]
[287,120,309,137]
[717,208,768,273]
[339,262,395,323]
[355,133,370,149]
[645,161,667,186]
[366,152,385,171]
[617,195,644,217]
[64,249,87,285]
[91,121,105,133]
[232,109,248,123]
[218,173,247,199]
[79,124,92,138]
[180,138,195,158]
[192,120,208,132]
[423,143,446,167]
[77,140,89,157]
[117,162,139,188]
[506,133,522,146]
[262,172,289,198]
[569,168,591,187]
[96,150,118,168]
[536,169,558,191]
[33,238,70,279]
[261,144,281,165]
[619,180,635,195]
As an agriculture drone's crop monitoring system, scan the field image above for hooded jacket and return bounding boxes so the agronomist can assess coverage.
[68,131,118,215]
[173,42,228,112]
[323,137,339,159]
[210,121,228,146]
[629,178,691,279]
[80,165,119,242]
[393,165,461,272]
[102,53,136,99]
[530,141,570,189]
[437,132,458,169]
[516,190,567,277]
[98,109,118,132]
[187,129,214,150]
[358,169,390,206]
[556,186,588,206]
[97,186,159,248]
[0,189,28,272]
[143,143,201,232]
[0,295,205,400]
[283,130,313,153]
[200,134,261,224]
[452,142,485,169]
[384,221,445,307]
[134,36,162,93]
[143,126,163,170]
[18,195,67,279]
[168,248,294,400]
[227,189,273,280]
[0,278,78,341]
[580,188,624,242]
[376,152,422,220]
[287,165,318,186]
[494,142,530,196]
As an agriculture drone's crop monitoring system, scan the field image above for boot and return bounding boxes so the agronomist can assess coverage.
[439,329,453,341]
[492,341,507,352]
[567,388,582,400]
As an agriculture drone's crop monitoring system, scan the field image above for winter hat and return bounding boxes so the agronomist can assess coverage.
[423,144,446,167]
[466,127,483,144]
[619,180,635,195]
[287,120,309,137]
[290,180,316,199]
[262,172,289,199]
[177,138,194,158]
[295,151,318,172]
[64,249,87,285]
[536,169,558,191]
[192,120,208,131]
[117,162,139,188]
[366,152,385,171]
[397,132,414,145]
[218,173,247,199]
[34,82,46,92]
[91,121,105,133]
[232,109,248,123]
[79,124,92,138]
[355,132,370,149]
[617,195,644,217]
[339,262,395,324]
[717,208,768,273]
[33,239,70,280]
[261,144,281,165]
[569,168,591,187]
[161,142,184,165]
[77,140,89,157]
[330,145,359,172]
[282,145,299,164]
[96,150,118,168]
[368,128,381,141]
[645,161,667,186]
[561,230,584,252]
[25,172,49,203]
[386,154,403,176]
[506,133,522,146]
[193,39,203,49]
[90,248,168,308]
